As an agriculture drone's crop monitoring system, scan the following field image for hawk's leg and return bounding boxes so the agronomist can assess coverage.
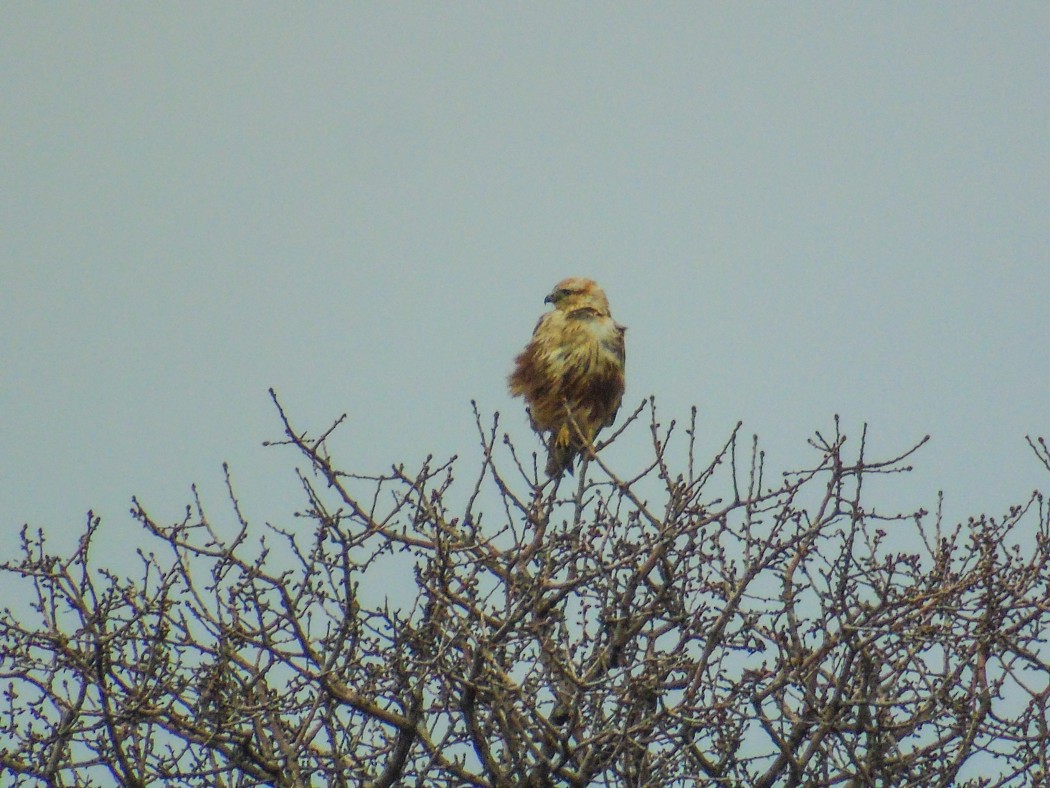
[545,425,576,476]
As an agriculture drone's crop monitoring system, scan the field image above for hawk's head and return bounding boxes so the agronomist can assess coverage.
[544,277,611,316]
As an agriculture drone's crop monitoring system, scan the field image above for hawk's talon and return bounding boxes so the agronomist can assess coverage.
[555,424,572,449]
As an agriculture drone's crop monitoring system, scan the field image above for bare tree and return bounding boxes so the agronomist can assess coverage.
[2,392,1049,786]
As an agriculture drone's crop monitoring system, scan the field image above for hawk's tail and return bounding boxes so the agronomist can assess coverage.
[545,440,576,477]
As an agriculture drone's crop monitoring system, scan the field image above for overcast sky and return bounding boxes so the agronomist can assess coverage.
[3,6,1048,570]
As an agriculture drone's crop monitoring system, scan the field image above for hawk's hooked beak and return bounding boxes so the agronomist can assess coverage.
[544,293,555,304]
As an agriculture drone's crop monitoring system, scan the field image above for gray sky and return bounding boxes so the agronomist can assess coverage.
[3,5,1048,566]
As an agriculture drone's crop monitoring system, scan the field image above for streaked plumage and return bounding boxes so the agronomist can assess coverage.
[508,277,626,476]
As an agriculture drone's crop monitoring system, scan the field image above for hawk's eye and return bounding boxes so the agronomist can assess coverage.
[558,288,573,298]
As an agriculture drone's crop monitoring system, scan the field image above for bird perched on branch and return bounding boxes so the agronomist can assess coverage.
[508,277,626,476]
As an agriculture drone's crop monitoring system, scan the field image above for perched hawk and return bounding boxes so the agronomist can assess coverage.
[508,277,626,476]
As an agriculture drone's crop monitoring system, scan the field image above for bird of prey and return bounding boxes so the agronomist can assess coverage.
[508,277,626,476]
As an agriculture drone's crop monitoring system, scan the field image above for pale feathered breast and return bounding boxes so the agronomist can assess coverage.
[510,307,625,435]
